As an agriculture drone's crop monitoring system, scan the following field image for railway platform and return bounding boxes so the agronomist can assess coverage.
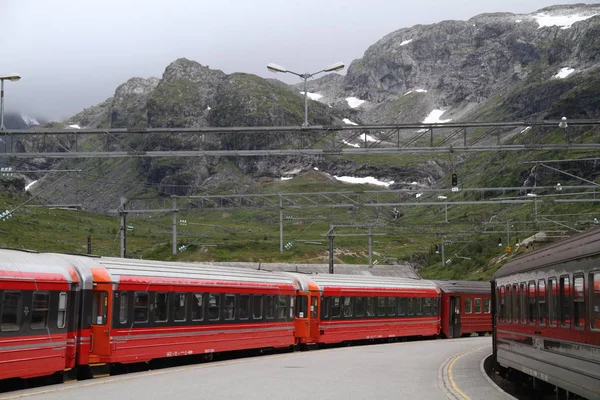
[0,337,513,400]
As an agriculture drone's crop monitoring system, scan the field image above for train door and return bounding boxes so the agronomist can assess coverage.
[449,296,461,338]
[295,293,310,340]
[90,285,112,356]
[309,293,319,338]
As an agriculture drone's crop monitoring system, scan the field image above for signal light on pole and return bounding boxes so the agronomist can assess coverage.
[451,173,458,187]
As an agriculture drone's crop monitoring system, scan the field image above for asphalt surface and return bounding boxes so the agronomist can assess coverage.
[0,336,511,400]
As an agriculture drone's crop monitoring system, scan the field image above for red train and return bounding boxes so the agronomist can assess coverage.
[492,227,600,400]
[0,249,490,387]
[434,280,492,338]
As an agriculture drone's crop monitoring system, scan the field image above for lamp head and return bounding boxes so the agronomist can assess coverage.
[0,73,21,81]
[267,63,287,73]
[323,62,345,72]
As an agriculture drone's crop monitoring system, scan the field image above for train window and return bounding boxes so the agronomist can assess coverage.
[366,298,375,316]
[320,296,328,319]
[528,281,536,324]
[1,291,22,332]
[397,298,406,316]
[432,298,439,316]
[559,276,571,328]
[415,298,423,315]
[119,292,128,324]
[253,295,263,320]
[331,297,341,318]
[520,283,527,323]
[192,293,204,321]
[224,294,236,320]
[387,298,396,316]
[297,295,308,318]
[507,286,512,322]
[31,292,50,330]
[484,298,491,314]
[57,292,68,329]
[134,292,149,323]
[592,272,600,330]
[174,293,187,322]
[354,297,364,317]
[310,296,318,319]
[512,284,521,322]
[573,275,584,329]
[499,286,505,321]
[343,297,353,317]
[407,298,414,316]
[276,296,287,320]
[548,278,558,327]
[538,280,547,326]
[265,295,275,320]
[154,293,169,323]
[465,298,472,314]
[208,294,221,321]
[474,298,481,314]
[289,296,295,319]
[239,295,250,320]
[423,298,432,316]
[377,297,386,316]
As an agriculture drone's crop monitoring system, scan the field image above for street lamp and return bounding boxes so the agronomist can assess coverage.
[0,73,21,130]
[267,62,344,127]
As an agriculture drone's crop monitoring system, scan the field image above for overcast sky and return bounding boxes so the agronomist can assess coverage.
[0,0,588,121]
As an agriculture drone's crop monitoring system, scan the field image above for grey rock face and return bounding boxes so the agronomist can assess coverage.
[146,58,227,128]
[312,4,600,123]
[110,77,160,128]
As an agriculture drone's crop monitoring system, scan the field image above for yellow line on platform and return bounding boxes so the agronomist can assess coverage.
[447,345,488,400]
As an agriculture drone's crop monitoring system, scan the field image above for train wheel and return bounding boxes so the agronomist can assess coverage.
[203,353,214,362]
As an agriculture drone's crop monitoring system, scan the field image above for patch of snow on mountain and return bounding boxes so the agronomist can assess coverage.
[553,67,575,79]
[520,126,532,134]
[301,92,323,101]
[206,105,211,110]
[280,177,293,181]
[422,110,452,124]
[68,124,82,129]
[534,13,597,29]
[21,114,39,126]
[25,180,38,191]
[405,89,427,95]
[515,19,522,22]
[334,176,394,187]
[400,39,413,46]
[314,167,319,171]
[342,140,360,148]
[346,97,365,108]
[343,118,358,125]
[359,133,378,142]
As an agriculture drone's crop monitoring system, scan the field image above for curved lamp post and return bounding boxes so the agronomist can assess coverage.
[0,73,21,130]
[267,62,344,127]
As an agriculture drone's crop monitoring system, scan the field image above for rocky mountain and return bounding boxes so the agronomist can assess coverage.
[305,4,600,124]
[20,3,600,212]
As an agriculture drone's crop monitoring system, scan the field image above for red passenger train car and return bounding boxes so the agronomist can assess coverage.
[434,280,492,338]
[68,255,300,375]
[0,250,80,382]
[492,227,600,400]
[289,274,440,345]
